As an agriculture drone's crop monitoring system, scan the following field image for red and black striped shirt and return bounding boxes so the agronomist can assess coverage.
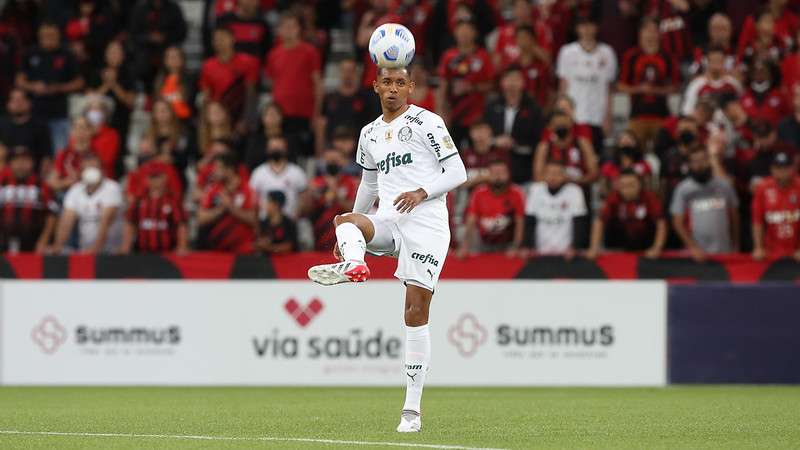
[199,182,256,253]
[620,47,680,118]
[125,192,187,253]
[0,172,57,251]
[647,0,692,62]
[309,175,357,252]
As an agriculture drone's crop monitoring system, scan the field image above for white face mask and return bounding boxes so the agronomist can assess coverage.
[86,109,105,127]
[82,167,102,185]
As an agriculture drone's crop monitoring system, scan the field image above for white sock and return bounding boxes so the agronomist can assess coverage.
[335,222,366,263]
[402,324,430,414]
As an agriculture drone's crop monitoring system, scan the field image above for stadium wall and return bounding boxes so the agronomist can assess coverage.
[0,278,797,386]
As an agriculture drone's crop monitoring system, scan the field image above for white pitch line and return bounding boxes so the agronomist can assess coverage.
[0,430,508,450]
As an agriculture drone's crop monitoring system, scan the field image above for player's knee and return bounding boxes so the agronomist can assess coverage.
[404,298,430,326]
[334,213,353,227]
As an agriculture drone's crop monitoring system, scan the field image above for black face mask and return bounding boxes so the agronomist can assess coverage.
[490,181,508,191]
[690,168,712,184]
[678,130,695,146]
[325,163,341,176]
[618,145,640,160]
[554,127,570,140]
[137,154,154,166]
[267,152,287,162]
[547,184,564,196]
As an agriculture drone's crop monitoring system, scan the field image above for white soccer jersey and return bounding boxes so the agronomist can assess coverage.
[356,104,458,219]
[525,182,587,253]
[556,42,617,126]
[63,179,124,252]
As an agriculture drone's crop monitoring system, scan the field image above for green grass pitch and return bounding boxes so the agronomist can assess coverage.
[0,386,798,449]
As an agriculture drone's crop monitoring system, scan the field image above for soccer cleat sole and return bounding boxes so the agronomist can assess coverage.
[307,263,370,286]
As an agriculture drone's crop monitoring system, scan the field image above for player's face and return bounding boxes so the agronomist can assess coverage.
[617,175,641,201]
[373,68,414,112]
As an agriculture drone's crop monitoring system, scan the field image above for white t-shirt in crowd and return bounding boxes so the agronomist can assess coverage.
[249,162,308,218]
[556,41,618,126]
[63,179,124,252]
[525,181,587,253]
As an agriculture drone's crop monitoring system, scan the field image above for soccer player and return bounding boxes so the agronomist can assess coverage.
[307,66,467,433]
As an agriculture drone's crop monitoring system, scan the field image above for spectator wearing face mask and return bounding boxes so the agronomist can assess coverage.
[751,151,800,261]
[51,152,124,254]
[586,169,666,260]
[741,58,789,127]
[83,93,120,179]
[302,149,356,252]
[0,146,58,253]
[670,147,740,261]
[533,111,598,190]
[458,160,525,258]
[0,88,52,170]
[525,159,589,257]
[197,152,257,253]
[601,130,652,193]
[249,136,307,218]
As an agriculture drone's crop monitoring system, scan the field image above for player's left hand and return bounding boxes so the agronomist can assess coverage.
[394,188,428,213]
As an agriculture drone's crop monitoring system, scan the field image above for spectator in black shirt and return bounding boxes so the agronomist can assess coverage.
[317,57,379,153]
[128,0,187,87]
[483,65,544,184]
[16,21,84,154]
[216,0,271,62]
[89,40,136,158]
[256,190,297,254]
[0,28,18,113]
[0,88,52,171]
[778,87,800,150]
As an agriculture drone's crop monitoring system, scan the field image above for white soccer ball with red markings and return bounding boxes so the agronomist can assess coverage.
[368,23,416,69]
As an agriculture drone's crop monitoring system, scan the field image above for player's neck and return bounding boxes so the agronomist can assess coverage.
[381,103,410,123]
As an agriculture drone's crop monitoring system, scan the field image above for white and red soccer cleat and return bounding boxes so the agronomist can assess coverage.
[307,260,370,285]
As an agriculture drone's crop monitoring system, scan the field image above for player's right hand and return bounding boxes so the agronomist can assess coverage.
[333,244,343,261]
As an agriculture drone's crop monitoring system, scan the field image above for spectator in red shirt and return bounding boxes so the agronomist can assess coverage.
[459,160,525,257]
[83,94,120,179]
[437,18,495,147]
[741,57,789,126]
[216,0,271,62]
[265,12,323,137]
[408,63,437,114]
[301,149,357,252]
[0,146,57,253]
[199,26,259,127]
[120,161,188,254]
[601,130,653,193]
[197,152,257,253]
[461,121,509,189]
[618,17,681,148]
[736,10,789,73]
[586,169,667,258]
[493,0,551,69]
[511,25,552,108]
[47,116,95,195]
[255,190,297,254]
[195,138,249,199]
[125,137,183,204]
[646,0,692,62]
[751,151,800,260]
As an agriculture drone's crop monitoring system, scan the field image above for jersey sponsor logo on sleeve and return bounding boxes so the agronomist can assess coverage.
[426,132,442,158]
[398,126,412,142]
[442,135,454,150]
[377,152,413,174]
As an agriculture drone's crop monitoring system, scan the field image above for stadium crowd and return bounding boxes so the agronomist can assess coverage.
[0,0,799,262]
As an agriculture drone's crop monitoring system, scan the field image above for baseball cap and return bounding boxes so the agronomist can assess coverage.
[772,151,793,167]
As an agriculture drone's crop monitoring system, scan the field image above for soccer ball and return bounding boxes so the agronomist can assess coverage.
[368,23,416,69]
